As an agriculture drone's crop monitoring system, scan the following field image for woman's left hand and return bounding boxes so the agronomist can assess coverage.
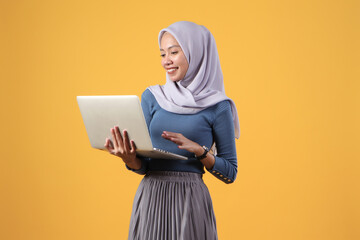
[161,131,203,156]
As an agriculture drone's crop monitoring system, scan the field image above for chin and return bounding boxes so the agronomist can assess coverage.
[169,77,181,82]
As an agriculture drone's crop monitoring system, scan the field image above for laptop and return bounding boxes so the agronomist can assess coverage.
[77,95,188,160]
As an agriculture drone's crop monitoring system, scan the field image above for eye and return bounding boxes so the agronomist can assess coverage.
[160,53,165,58]
[171,51,178,55]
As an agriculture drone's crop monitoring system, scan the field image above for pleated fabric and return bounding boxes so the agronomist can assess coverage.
[128,171,218,240]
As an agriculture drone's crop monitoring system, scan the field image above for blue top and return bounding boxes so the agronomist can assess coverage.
[127,89,238,184]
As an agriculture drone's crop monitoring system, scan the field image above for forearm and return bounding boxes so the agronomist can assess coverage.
[207,101,238,183]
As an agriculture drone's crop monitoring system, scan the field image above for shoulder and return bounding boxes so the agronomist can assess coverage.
[141,88,153,100]
[211,100,232,115]
[203,100,232,124]
[141,88,157,104]
[140,88,161,114]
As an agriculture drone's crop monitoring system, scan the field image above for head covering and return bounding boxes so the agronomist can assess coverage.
[148,21,240,138]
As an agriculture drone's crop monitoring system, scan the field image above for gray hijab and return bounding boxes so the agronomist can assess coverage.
[148,21,240,138]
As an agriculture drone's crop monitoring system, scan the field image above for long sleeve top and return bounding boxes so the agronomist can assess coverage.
[127,89,238,184]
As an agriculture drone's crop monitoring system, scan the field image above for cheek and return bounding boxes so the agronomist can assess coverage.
[161,59,166,68]
[180,58,189,71]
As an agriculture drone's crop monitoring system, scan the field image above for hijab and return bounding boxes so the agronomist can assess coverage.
[148,21,240,139]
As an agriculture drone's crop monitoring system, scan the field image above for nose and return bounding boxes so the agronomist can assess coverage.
[163,55,172,65]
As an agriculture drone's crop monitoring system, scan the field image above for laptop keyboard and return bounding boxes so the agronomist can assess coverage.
[154,148,171,154]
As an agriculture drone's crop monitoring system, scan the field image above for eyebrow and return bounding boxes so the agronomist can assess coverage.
[160,45,181,51]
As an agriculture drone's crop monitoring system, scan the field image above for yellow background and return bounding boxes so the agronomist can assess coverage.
[1,0,359,239]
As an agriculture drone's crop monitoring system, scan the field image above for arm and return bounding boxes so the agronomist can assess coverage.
[124,90,154,174]
[161,101,238,184]
[208,102,238,184]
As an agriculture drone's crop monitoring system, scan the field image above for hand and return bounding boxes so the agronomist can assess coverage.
[161,131,203,155]
[104,126,137,164]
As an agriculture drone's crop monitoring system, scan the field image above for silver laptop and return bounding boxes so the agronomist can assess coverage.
[77,95,188,160]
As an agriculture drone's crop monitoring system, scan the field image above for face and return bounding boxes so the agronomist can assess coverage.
[160,32,189,82]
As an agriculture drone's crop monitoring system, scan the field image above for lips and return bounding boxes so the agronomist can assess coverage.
[166,67,178,74]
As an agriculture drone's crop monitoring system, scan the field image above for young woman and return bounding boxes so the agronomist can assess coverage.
[105,21,240,240]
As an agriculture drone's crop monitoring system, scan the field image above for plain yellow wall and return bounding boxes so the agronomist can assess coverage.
[1,0,359,239]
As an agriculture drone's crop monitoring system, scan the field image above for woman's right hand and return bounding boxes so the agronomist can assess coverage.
[104,126,139,167]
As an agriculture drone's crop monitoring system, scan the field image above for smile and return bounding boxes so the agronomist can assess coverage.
[167,67,178,73]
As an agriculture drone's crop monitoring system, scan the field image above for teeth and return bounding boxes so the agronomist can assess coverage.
[167,68,177,73]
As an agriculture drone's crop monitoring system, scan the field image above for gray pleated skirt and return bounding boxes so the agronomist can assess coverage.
[128,171,218,240]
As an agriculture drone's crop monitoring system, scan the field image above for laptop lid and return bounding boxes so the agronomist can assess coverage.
[77,95,153,150]
[77,95,188,160]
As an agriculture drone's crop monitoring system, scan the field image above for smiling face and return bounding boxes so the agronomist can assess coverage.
[160,32,189,82]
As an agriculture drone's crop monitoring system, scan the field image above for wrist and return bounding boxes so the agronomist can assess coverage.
[194,145,205,157]
[195,145,210,160]
[125,157,141,170]
[123,156,137,165]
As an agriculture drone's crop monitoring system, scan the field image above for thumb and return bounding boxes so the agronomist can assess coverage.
[130,140,137,153]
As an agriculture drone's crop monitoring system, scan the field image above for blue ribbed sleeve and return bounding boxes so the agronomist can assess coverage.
[207,103,238,183]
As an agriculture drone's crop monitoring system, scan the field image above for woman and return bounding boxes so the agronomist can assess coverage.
[105,21,240,240]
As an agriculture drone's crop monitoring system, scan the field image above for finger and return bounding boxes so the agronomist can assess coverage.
[108,138,114,149]
[161,132,175,141]
[114,126,124,150]
[170,137,183,145]
[162,133,183,145]
[111,128,119,148]
[123,130,131,153]
[161,133,171,140]
[104,138,114,153]
[162,131,180,137]
[162,131,181,141]
[162,134,182,144]
[130,140,137,154]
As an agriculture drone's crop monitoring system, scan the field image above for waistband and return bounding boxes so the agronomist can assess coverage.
[144,171,203,182]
